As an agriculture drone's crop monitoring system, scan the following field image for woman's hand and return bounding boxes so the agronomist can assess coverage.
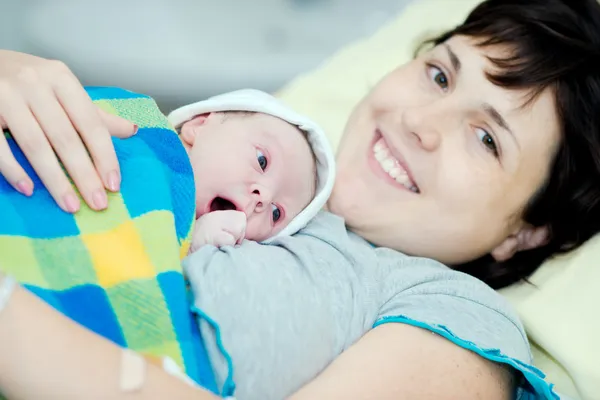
[0,50,137,213]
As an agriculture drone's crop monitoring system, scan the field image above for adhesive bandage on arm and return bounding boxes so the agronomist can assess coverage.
[120,349,147,392]
[0,275,16,316]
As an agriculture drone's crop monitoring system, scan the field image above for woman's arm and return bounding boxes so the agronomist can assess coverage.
[0,269,513,400]
[291,323,515,400]
[0,273,219,400]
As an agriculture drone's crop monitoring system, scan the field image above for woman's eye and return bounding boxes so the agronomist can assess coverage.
[257,150,268,171]
[427,65,449,91]
[476,128,499,157]
[271,204,281,223]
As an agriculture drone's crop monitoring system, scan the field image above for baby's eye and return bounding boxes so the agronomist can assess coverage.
[271,204,281,223]
[256,150,268,171]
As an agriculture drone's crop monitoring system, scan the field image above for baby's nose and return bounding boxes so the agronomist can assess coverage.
[248,184,273,213]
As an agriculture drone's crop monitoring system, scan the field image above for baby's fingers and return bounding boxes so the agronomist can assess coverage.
[211,231,237,248]
[220,210,247,238]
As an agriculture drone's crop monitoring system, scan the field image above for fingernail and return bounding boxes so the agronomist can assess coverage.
[107,170,120,192]
[63,193,80,213]
[92,189,108,210]
[133,124,139,134]
[15,180,33,196]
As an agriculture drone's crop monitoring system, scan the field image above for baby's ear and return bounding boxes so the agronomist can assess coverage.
[180,113,211,146]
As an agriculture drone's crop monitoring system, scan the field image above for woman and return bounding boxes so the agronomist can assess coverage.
[0,0,598,398]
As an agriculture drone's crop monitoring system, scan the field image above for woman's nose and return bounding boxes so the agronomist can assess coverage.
[414,126,442,151]
[401,105,445,152]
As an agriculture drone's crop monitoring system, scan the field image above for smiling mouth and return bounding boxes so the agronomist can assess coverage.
[371,134,420,193]
[209,197,238,212]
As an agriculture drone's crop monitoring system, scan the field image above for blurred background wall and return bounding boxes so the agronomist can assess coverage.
[0,0,414,112]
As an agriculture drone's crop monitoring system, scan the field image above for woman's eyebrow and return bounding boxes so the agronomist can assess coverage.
[482,103,520,148]
[443,43,461,73]
[442,43,520,149]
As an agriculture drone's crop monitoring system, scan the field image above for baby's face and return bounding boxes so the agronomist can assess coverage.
[181,112,316,241]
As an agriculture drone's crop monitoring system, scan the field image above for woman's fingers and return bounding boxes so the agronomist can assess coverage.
[27,63,136,209]
[52,68,125,194]
[0,89,80,213]
[0,52,138,211]
[0,133,33,196]
[99,108,137,139]
[28,86,107,211]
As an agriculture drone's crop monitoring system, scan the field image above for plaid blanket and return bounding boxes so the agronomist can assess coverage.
[0,87,219,394]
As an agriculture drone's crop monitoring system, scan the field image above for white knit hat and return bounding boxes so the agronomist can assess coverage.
[167,89,336,243]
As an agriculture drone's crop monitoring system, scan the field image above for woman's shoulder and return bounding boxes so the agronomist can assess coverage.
[292,213,530,357]
[374,250,529,355]
[288,215,555,397]
[373,252,557,398]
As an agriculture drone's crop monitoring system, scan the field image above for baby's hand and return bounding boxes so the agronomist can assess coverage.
[189,210,247,253]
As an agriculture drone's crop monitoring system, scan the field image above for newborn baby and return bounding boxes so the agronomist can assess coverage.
[167,89,335,252]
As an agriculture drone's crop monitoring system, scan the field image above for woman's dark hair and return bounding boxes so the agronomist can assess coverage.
[429,0,600,289]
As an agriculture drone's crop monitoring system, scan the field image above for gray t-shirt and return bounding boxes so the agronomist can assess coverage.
[183,211,555,400]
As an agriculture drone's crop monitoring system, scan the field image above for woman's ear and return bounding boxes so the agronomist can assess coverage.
[491,224,549,262]
[180,113,211,146]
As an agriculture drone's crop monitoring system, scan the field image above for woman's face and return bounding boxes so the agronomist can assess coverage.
[330,35,560,264]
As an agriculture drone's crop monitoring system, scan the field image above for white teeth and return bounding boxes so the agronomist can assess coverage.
[395,173,410,186]
[381,158,395,173]
[389,167,402,179]
[374,149,388,162]
[372,138,419,193]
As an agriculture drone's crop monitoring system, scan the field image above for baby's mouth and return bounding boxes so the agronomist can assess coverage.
[209,196,238,212]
